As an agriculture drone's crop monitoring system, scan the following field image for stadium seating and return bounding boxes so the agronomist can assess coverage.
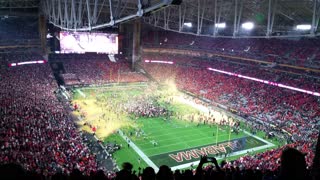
[49,54,149,85]
[0,53,98,175]
[0,146,315,179]
[142,30,320,68]
[1,20,319,179]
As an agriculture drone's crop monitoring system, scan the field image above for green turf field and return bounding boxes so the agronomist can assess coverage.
[122,117,268,168]
[73,84,278,171]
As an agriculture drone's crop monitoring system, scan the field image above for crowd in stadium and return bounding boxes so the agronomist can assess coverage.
[0,53,99,175]
[49,54,148,85]
[1,146,317,180]
[0,16,319,179]
[125,98,168,118]
[143,30,320,68]
[1,52,318,179]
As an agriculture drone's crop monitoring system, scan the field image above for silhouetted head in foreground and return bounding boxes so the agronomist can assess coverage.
[0,163,25,180]
[116,162,137,180]
[142,166,156,180]
[156,165,173,180]
[280,147,306,180]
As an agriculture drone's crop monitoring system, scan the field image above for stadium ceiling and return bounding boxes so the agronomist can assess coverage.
[0,0,40,9]
[1,0,319,38]
[42,0,175,31]
[144,0,320,38]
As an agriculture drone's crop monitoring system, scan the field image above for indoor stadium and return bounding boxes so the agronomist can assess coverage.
[0,0,319,179]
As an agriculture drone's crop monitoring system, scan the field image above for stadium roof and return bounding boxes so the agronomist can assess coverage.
[1,0,320,38]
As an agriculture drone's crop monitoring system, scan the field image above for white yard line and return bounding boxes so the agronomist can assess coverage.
[118,130,159,172]
[76,89,86,98]
[80,83,147,90]
[242,130,274,146]
[143,134,235,153]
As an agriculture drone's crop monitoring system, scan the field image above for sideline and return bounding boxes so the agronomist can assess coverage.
[118,130,159,172]
[76,89,86,98]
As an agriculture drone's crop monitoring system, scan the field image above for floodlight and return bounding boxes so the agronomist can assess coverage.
[215,22,226,29]
[184,22,192,27]
[296,24,311,31]
[46,33,53,38]
[241,22,254,30]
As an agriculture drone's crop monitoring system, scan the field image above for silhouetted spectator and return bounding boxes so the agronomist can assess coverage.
[141,166,156,180]
[156,165,173,180]
[279,148,307,180]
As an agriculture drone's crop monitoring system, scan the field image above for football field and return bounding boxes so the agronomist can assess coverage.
[72,84,276,171]
[120,117,272,170]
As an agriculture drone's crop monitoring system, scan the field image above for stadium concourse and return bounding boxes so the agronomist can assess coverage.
[0,17,319,180]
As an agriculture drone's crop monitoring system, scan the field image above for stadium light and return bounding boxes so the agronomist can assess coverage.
[46,33,53,38]
[241,22,254,30]
[184,22,192,27]
[215,22,226,29]
[9,60,46,67]
[144,60,174,64]
[296,24,311,31]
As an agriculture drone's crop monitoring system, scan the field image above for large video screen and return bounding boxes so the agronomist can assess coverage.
[59,31,118,54]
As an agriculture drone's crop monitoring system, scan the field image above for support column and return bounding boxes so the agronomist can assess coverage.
[232,0,243,37]
[266,0,277,37]
[118,23,124,54]
[311,0,320,35]
[132,18,141,71]
[39,14,47,54]
[233,0,238,37]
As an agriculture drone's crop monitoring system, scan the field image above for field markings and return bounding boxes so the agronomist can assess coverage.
[143,127,230,141]
[118,129,159,172]
[79,83,148,90]
[138,129,213,144]
[76,89,86,98]
[242,130,274,146]
[141,133,242,153]
[146,118,196,156]
[136,118,245,157]
[170,140,275,171]
[165,94,276,170]
[137,122,240,154]
[84,86,275,171]
[144,135,250,157]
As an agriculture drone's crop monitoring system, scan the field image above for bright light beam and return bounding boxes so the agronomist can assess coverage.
[241,22,254,30]
[9,60,47,67]
[207,67,320,96]
[296,24,311,31]
[215,22,226,29]
[183,22,192,28]
[145,60,174,64]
